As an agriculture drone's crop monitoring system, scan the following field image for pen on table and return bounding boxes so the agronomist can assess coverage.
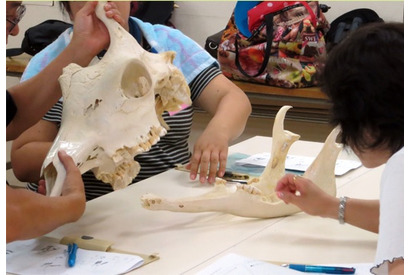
[283,264,356,274]
[67,243,78,267]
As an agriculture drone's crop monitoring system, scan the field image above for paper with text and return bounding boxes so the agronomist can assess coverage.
[235,153,362,176]
[6,238,144,275]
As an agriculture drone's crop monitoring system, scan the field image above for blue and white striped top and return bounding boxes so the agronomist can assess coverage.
[23,17,221,200]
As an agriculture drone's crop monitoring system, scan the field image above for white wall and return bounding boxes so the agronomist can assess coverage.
[173,1,403,48]
[6,1,404,50]
[7,1,66,49]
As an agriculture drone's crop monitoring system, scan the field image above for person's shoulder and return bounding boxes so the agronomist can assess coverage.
[22,28,72,81]
[393,147,404,162]
[385,147,404,172]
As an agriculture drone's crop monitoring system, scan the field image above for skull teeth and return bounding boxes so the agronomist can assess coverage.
[96,126,163,188]
[42,2,190,196]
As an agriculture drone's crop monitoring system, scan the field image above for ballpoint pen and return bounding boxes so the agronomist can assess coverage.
[283,264,356,274]
[67,243,78,267]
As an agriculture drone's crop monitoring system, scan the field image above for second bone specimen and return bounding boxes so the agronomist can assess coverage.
[141,105,342,218]
[42,2,191,196]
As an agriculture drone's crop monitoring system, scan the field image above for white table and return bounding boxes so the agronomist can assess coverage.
[46,136,381,274]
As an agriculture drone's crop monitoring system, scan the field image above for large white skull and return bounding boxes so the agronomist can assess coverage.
[141,105,342,218]
[42,2,191,196]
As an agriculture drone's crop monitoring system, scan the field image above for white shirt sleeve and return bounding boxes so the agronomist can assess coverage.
[371,147,404,274]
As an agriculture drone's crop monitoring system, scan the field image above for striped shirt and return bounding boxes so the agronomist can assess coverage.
[28,65,221,200]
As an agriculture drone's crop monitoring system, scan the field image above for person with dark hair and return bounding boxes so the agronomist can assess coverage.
[6,1,123,243]
[275,22,403,275]
[11,1,251,201]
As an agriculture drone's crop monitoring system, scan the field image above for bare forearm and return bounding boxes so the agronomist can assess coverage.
[196,75,252,142]
[321,197,379,233]
[209,96,251,141]
[11,141,52,183]
[7,43,96,141]
[389,259,404,275]
[203,81,251,142]
[6,186,84,243]
[343,198,379,233]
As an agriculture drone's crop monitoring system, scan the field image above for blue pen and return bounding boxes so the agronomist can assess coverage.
[287,264,355,274]
[67,243,78,267]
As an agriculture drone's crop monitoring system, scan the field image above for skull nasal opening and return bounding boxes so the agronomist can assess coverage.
[121,60,152,99]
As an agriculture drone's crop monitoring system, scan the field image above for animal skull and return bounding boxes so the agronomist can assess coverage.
[141,105,342,218]
[42,2,191,196]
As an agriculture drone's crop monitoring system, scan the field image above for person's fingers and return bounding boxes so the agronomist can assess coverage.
[276,190,293,204]
[276,174,296,192]
[103,2,125,26]
[207,150,220,183]
[37,179,46,195]
[199,152,210,184]
[276,174,304,203]
[217,150,227,178]
[276,186,302,205]
[293,174,302,184]
[189,152,201,181]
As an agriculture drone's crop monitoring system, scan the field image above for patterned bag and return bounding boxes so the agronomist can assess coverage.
[218,1,329,88]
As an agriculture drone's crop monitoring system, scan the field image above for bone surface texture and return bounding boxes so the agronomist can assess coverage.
[42,1,191,196]
[141,105,342,218]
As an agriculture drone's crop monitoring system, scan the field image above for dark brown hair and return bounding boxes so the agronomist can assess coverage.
[321,22,404,154]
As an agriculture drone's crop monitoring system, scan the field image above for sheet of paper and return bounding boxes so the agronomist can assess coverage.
[6,238,144,275]
[197,253,303,275]
[226,153,265,176]
[197,253,374,275]
[235,153,362,176]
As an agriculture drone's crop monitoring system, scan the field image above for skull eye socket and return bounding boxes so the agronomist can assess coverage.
[121,60,152,99]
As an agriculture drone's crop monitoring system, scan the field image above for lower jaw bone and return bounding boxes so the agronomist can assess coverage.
[140,105,342,218]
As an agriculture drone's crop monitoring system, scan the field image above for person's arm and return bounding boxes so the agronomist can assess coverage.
[337,197,379,233]
[6,1,124,141]
[389,259,404,275]
[276,174,379,233]
[188,74,252,183]
[6,150,85,243]
[11,119,57,183]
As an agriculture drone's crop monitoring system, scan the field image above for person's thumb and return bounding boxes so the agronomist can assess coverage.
[58,150,75,171]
